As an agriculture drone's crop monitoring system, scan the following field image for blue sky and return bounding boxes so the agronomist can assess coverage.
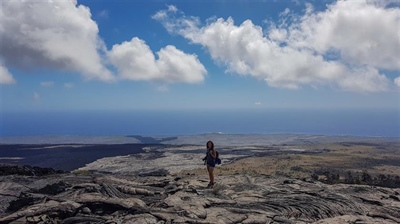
[1,0,399,112]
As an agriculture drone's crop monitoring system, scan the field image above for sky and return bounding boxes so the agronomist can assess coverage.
[1,0,400,112]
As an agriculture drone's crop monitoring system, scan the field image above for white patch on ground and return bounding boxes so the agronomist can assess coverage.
[77,145,240,174]
[78,152,205,174]
[0,157,24,160]
[285,148,307,152]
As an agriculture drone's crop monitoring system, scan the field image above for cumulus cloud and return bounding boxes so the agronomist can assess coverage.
[154,1,399,92]
[395,77,400,87]
[283,0,400,70]
[0,0,114,81]
[152,4,178,21]
[0,64,15,84]
[109,37,206,83]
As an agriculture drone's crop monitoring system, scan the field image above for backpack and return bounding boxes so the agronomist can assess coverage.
[203,150,222,165]
[215,150,222,165]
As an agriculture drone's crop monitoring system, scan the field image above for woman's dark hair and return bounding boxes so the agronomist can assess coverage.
[206,140,214,150]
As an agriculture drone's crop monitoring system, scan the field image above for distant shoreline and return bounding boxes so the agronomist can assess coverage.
[0,133,398,145]
[1,134,398,174]
[0,143,154,171]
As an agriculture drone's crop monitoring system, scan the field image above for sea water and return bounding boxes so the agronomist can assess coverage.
[1,109,399,138]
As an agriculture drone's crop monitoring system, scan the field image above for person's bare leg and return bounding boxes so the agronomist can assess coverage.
[207,166,212,183]
[210,168,214,184]
[208,166,214,184]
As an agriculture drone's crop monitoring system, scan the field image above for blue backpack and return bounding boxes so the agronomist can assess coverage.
[215,151,222,165]
[203,150,222,165]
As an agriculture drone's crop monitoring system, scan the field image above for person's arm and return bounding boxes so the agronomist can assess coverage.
[209,149,217,159]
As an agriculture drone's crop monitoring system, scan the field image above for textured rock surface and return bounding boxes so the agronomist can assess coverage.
[75,143,333,176]
[1,171,399,224]
[0,164,65,176]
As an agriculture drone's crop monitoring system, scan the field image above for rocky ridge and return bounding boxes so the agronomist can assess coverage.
[0,166,399,224]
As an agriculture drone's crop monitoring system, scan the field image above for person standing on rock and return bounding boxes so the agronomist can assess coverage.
[204,140,217,188]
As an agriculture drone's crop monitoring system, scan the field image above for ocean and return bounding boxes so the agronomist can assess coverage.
[1,109,399,138]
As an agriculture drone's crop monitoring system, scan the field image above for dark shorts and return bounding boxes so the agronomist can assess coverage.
[207,161,216,167]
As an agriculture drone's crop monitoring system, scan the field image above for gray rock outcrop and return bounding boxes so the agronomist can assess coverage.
[1,171,399,224]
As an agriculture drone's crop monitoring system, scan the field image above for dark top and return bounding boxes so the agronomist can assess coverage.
[206,149,216,167]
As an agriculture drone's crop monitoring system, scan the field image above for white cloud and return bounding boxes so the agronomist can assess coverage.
[283,0,400,70]
[154,2,398,92]
[40,81,54,87]
[168,5,178,13]
[366,0,400,7]
[64,83,74,88]
[255,102,262,105]
[152,5,178,20]
[109,37,206,83]
[395,77,400,87]
[0,64,16,84]
[0,0,114,81]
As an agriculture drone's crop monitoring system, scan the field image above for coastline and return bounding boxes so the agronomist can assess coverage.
[1,134,399,176]
[1,133,397,145]
[0,143,151,171]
